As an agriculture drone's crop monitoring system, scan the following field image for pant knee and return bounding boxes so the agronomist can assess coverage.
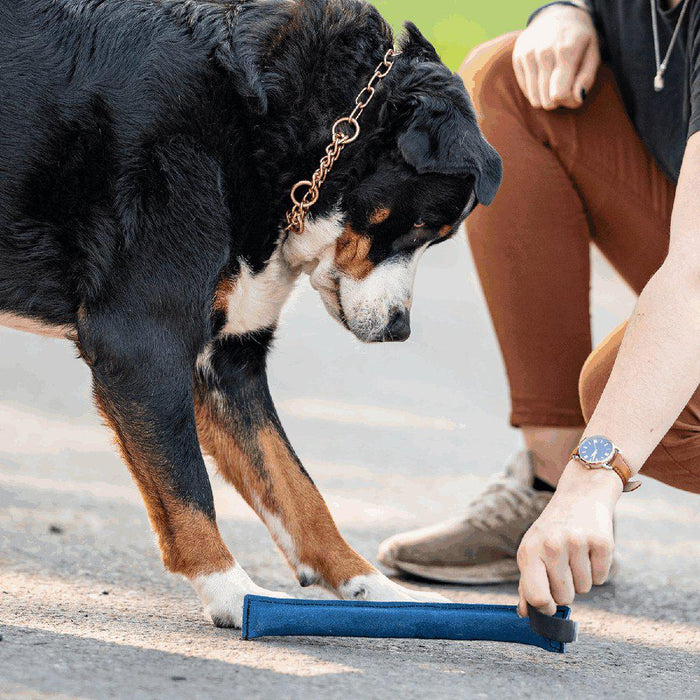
[579,323,627,422]
[459,32,520,118]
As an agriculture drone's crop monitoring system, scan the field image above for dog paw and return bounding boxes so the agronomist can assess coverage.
[337,571,450,604]
[191,562,291,629]
[208,587,292,629]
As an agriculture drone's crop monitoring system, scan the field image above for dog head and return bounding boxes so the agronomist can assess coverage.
[285,22,501,343]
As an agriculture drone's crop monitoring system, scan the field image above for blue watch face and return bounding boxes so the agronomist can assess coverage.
[578,436,614,465]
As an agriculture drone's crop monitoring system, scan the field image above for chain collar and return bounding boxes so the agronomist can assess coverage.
[284,48,400,235]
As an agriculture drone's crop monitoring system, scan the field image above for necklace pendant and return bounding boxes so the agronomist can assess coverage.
[654,72,665,92]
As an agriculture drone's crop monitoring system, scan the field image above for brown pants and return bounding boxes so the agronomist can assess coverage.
[460,33,700,494]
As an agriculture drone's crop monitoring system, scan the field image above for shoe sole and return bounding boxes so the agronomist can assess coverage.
[390,558,521,585]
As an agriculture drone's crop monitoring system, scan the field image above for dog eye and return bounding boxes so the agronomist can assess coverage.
[413,219,426,229]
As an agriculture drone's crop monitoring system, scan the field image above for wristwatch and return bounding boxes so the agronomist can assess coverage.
[571,435,641,492]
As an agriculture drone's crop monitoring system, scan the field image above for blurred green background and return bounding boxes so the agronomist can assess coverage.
[374,0,540,69]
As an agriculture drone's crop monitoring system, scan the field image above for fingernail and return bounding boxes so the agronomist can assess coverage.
[580,87,587,101]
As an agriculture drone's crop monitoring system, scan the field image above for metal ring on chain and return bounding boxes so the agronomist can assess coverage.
[331,116,361,144]
[289,180,316,207]
[284,47,401,234]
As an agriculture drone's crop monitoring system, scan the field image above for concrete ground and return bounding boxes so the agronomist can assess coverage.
[1,234,698,698]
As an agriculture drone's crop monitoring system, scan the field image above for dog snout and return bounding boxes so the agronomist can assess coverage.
[381,307,411,342]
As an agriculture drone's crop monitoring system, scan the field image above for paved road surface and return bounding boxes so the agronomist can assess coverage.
[1,234,698,698]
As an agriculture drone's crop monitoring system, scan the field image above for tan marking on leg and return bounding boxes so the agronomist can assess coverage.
[195,395,260,495]
[213,275,236,314]
[195,395,373,588]
[257,427,373,587]
[97,397,233,578]
[159,501,234,577]
[334,225,374,280]
[369,207,391,225]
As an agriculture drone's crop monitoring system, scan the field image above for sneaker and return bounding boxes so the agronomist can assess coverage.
[377,451,552,584]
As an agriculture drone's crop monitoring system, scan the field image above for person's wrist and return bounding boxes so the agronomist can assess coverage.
[527,1,592,26]
[557,459,623,504]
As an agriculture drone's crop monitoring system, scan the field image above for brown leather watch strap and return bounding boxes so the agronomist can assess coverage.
[610,452,641,492]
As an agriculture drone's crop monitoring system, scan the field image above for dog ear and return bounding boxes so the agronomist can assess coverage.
[397,74,503,205]
[399,22,441,62]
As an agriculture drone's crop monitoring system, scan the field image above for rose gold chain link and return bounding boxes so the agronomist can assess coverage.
[284,48,400,235]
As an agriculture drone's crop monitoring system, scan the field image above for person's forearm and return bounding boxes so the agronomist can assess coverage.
[516,182,700,615]
[555,260,700,503]
[581,265,700,472]
[517,138,700,617]
[564,132,700,485]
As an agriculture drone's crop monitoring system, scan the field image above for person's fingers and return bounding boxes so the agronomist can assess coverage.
[535,49,555,109]
[572,40,600,105]
[517,581,528,618]
[522,53,541,108]
[590,535,614,585]
[542,540,576,605]
[548,54,578,108]
[569,538,593,594]
[518,552,557,615]
[537,67,551,109]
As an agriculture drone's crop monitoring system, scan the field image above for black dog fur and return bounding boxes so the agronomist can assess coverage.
[0,0,501,611]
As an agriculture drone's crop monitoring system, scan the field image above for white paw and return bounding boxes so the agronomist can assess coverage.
[337,571,450,604]
[190,562,291,628]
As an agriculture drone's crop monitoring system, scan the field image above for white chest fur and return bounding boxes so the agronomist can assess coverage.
[1,213,345,344]
[219,212,343,337]
[220,249,298,337]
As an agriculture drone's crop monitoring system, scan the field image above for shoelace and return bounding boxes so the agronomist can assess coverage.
[464,475,545,531]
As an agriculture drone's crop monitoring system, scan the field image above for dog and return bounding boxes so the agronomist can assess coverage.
[0,0,501,627]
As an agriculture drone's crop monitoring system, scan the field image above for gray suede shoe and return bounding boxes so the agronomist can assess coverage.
[378,452,552,584]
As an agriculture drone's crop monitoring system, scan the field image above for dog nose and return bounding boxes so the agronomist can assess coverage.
[383,308,411,342]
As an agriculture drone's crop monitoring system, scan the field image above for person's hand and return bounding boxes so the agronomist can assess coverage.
[512,4,601,110]
[516,462,620,616]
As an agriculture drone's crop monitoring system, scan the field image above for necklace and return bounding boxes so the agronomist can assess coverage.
[650,0,691,91]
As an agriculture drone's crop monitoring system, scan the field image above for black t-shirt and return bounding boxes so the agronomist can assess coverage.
[538,1,700,182]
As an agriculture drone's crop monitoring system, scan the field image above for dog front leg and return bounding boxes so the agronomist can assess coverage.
[80,316,287,628]
[195,332,447,603]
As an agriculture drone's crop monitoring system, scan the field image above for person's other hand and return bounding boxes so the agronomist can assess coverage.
[516,463,619,616]
[512,4,601,110]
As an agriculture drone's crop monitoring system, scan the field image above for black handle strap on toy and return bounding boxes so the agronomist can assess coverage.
[527,604,579,643]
